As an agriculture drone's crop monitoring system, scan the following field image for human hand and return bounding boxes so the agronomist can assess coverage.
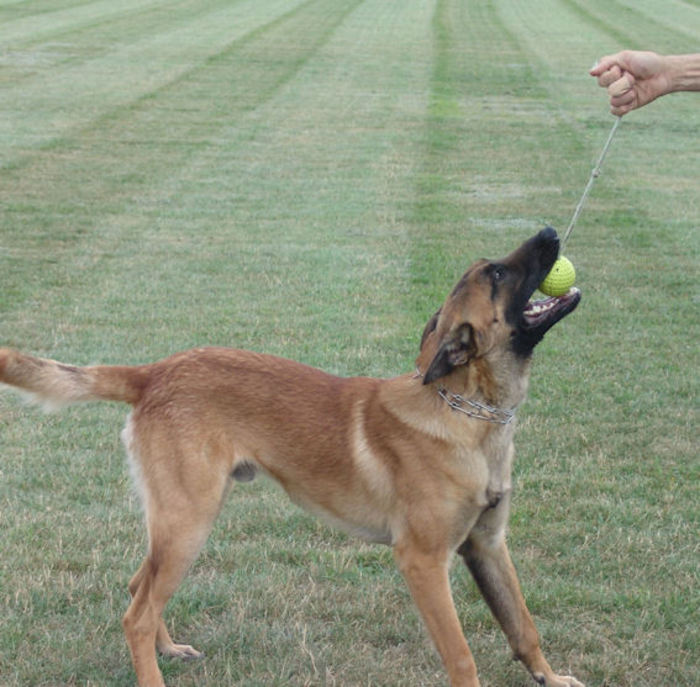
[590,50,672,115]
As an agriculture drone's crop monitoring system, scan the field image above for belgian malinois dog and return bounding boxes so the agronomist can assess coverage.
[1,227,584,686]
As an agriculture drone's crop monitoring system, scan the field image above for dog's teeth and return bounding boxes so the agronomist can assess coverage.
[525,299,558,317]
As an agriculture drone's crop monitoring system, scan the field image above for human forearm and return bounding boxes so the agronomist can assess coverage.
[666,53,700,94]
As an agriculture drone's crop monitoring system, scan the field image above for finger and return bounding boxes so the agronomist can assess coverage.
[608,72,633,98]
[598,65,622,87]
[611,90,635,108]
[610,103,632,117]
[610,84,637,116]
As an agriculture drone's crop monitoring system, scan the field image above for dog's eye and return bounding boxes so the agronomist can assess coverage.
[492,265,506,282]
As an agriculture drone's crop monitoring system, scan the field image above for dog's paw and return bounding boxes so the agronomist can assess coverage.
[556,678,584,687]
[159,642,205,661]
[533,673,584,687]
[534,674,586,687]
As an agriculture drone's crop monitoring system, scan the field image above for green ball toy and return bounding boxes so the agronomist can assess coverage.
[539,256,576,297]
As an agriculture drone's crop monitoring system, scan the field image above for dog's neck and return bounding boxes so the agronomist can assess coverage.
[415,356,530,424]
[435,386,515,424]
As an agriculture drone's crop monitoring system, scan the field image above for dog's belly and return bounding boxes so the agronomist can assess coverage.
[287,491,394,545]
[312,507,393,545]
[232,454,395,545]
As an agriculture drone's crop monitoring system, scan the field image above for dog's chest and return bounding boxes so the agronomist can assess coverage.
[475,432,514,509]
[448,435,516,545]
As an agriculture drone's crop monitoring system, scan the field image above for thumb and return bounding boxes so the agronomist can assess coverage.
[590,56,615,76]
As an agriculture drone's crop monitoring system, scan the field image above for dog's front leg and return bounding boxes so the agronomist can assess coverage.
[394,540,480,687]
[457,532,584,687]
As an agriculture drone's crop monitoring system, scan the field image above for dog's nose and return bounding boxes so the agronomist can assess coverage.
[539,226,559,244]
[536,227,560,262]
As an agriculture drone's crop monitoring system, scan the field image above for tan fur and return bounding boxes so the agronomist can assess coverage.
[0,234,584,687]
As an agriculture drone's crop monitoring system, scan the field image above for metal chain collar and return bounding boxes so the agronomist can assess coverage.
[413,368,515,425]
[436,387,515,425]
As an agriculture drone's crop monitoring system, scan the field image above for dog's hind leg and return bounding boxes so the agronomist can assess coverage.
[127,560,203,660]
[123,508,217,687]
[122,439,231,687]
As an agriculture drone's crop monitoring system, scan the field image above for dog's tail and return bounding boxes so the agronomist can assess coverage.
[0,348,148,408]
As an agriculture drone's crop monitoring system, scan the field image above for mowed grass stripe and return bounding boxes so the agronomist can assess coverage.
[0,0,315,153]
[1,0,363,200]
[1,0,365,347]
[497,0,698,345]
[411,3,698,685]
[1,0,434,372]
[63,0,436,371]
[2,0,358,158]
[0,0,207,46]
[0,0,173,30]
[1,3,446,685]
[558,0,698,47]
[409,0,569,306]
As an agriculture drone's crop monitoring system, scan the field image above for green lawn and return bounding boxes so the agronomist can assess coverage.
[1,1,698,685]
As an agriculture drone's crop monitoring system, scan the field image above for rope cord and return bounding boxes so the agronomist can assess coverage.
[562,115,622,249]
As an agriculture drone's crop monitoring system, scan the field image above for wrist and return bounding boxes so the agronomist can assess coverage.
[666,53,700,93]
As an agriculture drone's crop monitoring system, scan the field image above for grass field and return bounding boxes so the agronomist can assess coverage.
[1,1,698,685]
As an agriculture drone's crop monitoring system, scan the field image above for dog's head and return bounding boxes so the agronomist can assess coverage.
[416,227,581,385]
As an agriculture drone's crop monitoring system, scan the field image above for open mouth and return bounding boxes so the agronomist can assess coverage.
[523,287,581,330]
[503,227,582,356]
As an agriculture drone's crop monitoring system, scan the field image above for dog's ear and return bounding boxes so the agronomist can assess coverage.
[419,308,441,350]
[422,323,474,385]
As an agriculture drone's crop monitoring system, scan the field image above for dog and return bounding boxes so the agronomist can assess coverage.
[1,227,584,687]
